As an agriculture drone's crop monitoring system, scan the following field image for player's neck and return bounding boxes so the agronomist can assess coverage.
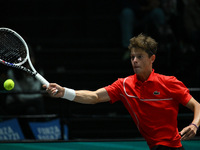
[136,70,152,82]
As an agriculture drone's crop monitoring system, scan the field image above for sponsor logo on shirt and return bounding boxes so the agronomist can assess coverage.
[153,91,160,95]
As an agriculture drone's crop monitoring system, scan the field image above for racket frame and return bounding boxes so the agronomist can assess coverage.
[0,28,49,87]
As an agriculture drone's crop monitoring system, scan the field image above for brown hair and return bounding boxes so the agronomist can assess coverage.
[128,33,158,57]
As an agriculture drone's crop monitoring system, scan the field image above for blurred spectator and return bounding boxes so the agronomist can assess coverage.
[182,0,200,85]
[182,0,200,53]
[0,66,8,115]
[164,0,200,54]
[5,50,45,115]
[161,0,200,85]
[119,0,166,54]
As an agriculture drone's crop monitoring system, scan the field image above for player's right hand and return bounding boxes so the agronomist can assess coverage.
[43,83,65,98]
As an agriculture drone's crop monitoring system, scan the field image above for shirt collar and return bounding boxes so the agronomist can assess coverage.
[147,69,155,82]
[134,69,155,83]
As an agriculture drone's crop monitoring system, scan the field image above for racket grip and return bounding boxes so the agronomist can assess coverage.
[35,73,49,87]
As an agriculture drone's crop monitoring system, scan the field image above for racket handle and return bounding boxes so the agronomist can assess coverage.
[35,73,49,87]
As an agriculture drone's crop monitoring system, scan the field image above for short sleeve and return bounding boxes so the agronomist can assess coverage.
[166,76,192,106]
[104,79,124,104]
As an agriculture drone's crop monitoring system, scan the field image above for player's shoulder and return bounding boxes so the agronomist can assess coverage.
[115,75,135,83]
[154,72,178,83]
[120,75,135,81]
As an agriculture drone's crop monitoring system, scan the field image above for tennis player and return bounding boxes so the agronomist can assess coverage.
[45,34,200,150]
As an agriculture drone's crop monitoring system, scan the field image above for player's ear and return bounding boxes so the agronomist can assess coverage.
[151,54,156,63]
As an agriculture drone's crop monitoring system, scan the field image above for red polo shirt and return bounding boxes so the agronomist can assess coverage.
[104,70,192,148]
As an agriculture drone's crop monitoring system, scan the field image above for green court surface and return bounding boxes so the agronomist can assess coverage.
[0,140,199,150]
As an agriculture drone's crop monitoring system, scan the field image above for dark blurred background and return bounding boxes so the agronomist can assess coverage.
[0,0,199,140]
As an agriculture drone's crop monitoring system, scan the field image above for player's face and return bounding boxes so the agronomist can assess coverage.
[130,48,155,80]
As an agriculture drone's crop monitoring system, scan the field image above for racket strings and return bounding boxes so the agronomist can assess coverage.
[0,31,27,64]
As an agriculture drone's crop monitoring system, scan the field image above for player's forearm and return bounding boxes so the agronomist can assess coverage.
[192,102,200,127]
[185,97,200,127]
[74,90,99,104]
[187,97,200,127]
[47,84,108,104]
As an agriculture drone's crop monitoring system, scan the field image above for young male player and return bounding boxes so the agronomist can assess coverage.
[45,34,200,150]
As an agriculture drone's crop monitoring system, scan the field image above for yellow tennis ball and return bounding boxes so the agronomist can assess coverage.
[4,79,15,91]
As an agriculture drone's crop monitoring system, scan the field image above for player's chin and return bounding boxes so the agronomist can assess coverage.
[133,68,141,74]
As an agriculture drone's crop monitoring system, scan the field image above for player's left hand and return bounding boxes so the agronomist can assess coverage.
[179,124,198,140]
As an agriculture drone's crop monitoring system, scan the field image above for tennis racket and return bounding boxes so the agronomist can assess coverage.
[0,27,49,87]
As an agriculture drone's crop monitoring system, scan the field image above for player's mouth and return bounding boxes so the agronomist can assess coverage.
[134,66,140,69]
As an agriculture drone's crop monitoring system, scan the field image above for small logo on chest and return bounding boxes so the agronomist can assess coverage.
[153,91,160,95]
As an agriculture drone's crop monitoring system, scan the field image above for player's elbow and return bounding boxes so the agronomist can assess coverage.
[90,95,100,104]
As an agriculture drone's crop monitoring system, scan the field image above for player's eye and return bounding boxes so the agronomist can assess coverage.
[131,56,135,60]
[138,55,143,59]
[131,55,144,60]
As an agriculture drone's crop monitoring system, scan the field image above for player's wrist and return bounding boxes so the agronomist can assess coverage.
[190,123,199,130]
[62,87,76,101]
